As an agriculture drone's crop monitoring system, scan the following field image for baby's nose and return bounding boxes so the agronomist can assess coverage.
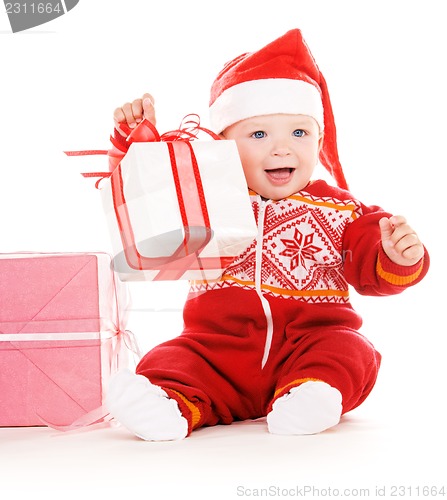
[272,145,292,156]
[271,136,293,155]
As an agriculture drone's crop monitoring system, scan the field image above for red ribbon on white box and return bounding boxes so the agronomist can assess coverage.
[111,140,214,280]
[67,117,235,280]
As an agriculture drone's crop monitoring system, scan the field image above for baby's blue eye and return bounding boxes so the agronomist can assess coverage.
[252,131,266,139]
[293,129,305,137]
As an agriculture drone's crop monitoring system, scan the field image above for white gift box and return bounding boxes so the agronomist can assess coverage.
[100,139,257,281]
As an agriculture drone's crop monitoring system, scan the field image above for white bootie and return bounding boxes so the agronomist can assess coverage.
[267,381,342,435]
[106,369,188,441]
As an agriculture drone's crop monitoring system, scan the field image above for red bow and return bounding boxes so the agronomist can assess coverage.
[65,115,220,187]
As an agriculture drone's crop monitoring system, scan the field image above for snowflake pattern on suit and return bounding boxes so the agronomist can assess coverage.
[192,189,364,303]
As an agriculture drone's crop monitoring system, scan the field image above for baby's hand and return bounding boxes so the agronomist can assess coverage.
[113,93,156,137]
[379,215,424,266]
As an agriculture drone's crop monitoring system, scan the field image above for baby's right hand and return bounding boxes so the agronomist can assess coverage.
[113,93,156,137]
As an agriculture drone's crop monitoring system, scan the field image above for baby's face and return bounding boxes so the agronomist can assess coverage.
[222,114,322,201]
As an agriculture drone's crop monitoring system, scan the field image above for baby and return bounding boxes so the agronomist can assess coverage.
[106,29,429,440]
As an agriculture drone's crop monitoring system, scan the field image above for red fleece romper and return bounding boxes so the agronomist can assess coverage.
[136,180,429,435]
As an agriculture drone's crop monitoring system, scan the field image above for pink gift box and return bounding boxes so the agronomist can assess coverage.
[0,252,130,427]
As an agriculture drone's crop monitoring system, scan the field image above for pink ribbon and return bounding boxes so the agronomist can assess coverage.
[37,329,142,432]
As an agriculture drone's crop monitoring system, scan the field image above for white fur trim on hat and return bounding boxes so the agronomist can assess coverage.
[209,78,324,134]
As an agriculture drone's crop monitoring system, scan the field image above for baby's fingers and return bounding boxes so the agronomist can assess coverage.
[113,94,156,137]
[402,241,425,262]
[113,102,139,136]
[121,101,142,129]
[141,93,156,125]
[395,233,424,261]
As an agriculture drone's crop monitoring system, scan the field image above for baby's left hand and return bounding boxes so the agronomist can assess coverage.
[379,215,424,267]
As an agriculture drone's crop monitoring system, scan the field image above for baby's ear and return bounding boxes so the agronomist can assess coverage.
[318,132,324,153]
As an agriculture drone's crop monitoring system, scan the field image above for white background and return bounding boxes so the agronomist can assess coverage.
[0,1,445,498]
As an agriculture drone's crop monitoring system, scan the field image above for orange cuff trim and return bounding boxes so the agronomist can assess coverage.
[377,255,424,286]
[273,378,323,399]
[170,390,202,430]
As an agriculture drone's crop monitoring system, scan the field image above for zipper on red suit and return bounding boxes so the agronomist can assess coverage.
[255,197,274,369]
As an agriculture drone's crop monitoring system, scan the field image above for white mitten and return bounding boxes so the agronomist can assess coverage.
[267,381,342,435]
[106,369,188,441]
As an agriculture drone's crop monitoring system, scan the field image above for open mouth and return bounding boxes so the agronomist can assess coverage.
[265,167,295,183]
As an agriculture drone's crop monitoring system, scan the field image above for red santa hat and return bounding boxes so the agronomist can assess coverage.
[209,29,348,190]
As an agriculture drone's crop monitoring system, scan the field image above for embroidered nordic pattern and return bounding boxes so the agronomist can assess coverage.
[192,192,362,302]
